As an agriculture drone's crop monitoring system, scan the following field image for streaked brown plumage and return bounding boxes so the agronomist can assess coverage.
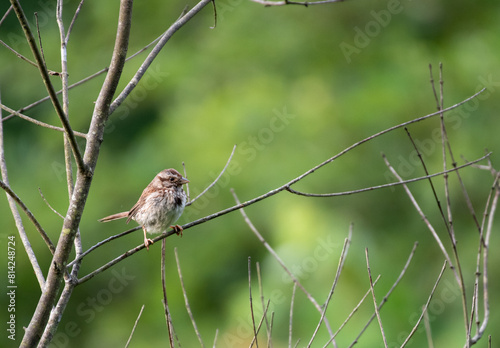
[99,168,189,250]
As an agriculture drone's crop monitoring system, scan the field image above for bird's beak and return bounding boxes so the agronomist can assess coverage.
[181,177,189,184]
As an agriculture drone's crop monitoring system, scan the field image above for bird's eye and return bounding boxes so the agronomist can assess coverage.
[169,177,175,182]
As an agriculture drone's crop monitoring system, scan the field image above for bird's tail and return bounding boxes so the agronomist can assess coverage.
[98,212,129,223]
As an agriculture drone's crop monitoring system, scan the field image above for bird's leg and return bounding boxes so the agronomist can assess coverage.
[171,225,183,237]
[142,226,154,250]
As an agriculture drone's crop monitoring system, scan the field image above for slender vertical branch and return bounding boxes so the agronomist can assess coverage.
[175,248,205,348]
[289,283,297,348]
[231,189,336,341]
[256,262,272,345]
[382,154,456,279]
[322,275,381,348]
[248,257,259,348]
[365,248,388,348]
[0,100,47,289]
[348,242,418,348]
[307,226,352,347]
[125,305,145,348]
[400,260,447,347]
[161,240,175,348]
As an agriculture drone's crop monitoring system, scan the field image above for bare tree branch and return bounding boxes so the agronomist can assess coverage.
[1,29,168,123]
[469,173,498,345]
[0,103,87,138]
[286,153,490,197]
[67,226,141,269]
[175,248,205,348]
[9,0,86,174]
[289,283,297,348]
[383,154,455,277]
[423,306,434,348]
[401,260,447,347]
[256,262,272,345]
[231,189,336,342]
[321,275,381,348]
[307,226,352,347]
[38,188,64,219]
[348,242,418,348]
[249,0,347,6]
[109,0,214,114]
[431,65,470,338]
[125,304,145,348]
[365,248,388,348]
[0,178,55,256]
[248,257,260,348]
[188,144,237,206]
[0,5,13,26]
[0,101,48,289]
[19,0,134,345]
[65,0,86,43]
[161,240,175,348]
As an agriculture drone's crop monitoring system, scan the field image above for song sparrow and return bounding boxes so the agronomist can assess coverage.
[99,168,189,250]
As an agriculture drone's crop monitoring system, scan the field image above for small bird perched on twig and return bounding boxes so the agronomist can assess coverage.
[99,168,189,250]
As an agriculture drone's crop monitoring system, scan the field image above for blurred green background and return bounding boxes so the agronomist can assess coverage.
[1,0,499,347]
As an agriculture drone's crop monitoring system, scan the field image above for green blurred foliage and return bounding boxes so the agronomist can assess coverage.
[1,0,499,347]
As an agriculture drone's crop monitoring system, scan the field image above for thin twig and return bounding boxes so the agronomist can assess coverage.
[469,173,498,345]
[65,0,86,43]
[365,248,388,348]
[188,144,236,206]
[0,179,55,254]
[213,329,219,348]
[1,29,167,123]
[56,0,84,283]
[0,39,39,69]
[10,0,86,173]
[404,127,450,233]
[322,275,381,348]
[161,240,175,348]
[256,262,272,346]
[248,257,259,348]
[383,154,456,277]
[289,283,297,348]
[34,13,47,70]
[249,0,347,6]
[231,189,336,341]
[286,153,490,197]
[175,248,205,348]
[125,305,145,348]
[109,0,214,114]
[431,65,471,339]
[209,0,217,29]
[348,242,419,348]
[0,5,13,26]
[307,225,352,347]
[400,260,447,347]
[423,305,434,348]
[0,103,87,138]
[67,227,140,269]
[38,188,64,219]
[0,100,47,288]
[182,162,190,201]
[249,301,271,348]
[269,312,275,346]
